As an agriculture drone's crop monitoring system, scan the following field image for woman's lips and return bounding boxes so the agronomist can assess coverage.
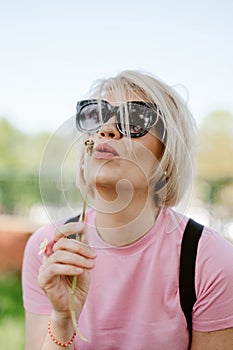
[94,143,119,160]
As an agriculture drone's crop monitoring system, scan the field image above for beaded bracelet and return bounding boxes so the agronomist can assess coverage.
[48,321,77,347]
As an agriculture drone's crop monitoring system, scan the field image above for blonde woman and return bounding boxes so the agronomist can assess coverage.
[22,70,233,349]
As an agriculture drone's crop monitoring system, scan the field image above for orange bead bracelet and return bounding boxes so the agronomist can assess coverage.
[48,321,76,347]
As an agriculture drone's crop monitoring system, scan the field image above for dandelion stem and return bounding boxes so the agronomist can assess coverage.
[70,139,94,342]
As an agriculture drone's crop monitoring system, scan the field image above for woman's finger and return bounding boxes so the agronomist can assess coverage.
[53,237,96,259]
[47,250,95,269]
[53,222,86,241]
[38,263,84,290]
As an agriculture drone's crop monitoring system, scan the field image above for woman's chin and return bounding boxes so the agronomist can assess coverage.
[93,174,120,189]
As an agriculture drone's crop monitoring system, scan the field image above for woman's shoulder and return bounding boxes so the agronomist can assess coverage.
[158,207,189,236]
[162,207,233,252]
[192,223,233,331]
[25,209,96,252]
[197,223,233,268]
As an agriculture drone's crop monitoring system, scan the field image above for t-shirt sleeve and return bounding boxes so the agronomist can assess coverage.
[22,224,55,315]
[193,227,233,331]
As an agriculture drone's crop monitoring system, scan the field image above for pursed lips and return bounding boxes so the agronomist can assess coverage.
[94,143,119,160]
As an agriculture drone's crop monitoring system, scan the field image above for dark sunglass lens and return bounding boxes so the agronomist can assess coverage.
[128,105,152,134]
[78,104,101,132]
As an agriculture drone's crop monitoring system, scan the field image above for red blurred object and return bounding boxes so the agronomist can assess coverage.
[0,215,39,273]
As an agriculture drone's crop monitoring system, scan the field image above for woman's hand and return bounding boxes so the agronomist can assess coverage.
[38,222,96,320]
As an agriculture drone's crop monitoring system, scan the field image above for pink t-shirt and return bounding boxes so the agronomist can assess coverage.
[22,207,233,349]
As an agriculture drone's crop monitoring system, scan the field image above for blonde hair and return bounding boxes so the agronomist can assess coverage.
[84,69,197,207]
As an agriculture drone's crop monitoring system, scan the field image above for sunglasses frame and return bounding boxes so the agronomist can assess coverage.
[76,99,163,138]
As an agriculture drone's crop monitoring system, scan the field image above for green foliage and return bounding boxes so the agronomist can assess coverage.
[0,273,24,349]
[0,118,51,214]
[0,118,50,172]
[0,318,24,350]
[197,110,233,180]
[0,273,24,320]
[0,117,83,214]
[0,173,41,213]
[196,110,233,206]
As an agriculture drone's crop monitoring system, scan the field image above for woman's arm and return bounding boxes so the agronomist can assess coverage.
[191,328,233,350]
[191,227,233,350]
[23,221,96,350]
[25,311,76,350]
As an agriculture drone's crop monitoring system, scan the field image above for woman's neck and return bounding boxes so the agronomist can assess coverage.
[94,188,159,246]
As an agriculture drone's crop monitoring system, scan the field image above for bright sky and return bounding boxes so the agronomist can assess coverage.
[0,0,233,134]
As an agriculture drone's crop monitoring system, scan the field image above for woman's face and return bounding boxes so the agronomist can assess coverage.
[82,92,164,200]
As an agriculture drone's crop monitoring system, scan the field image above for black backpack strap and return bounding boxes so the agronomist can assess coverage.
[179,218,204,349]
[64,214,81,239]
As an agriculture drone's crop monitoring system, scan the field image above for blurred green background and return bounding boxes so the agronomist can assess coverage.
[0,110,233,349]
[0,273,24,349]
[0,117,83,349]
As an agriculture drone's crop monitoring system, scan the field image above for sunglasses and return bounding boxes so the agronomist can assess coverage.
[76,99,166,140]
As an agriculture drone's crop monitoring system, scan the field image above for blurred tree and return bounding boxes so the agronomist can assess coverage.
[0,118,50,172]
[0,118,51,213]
[0,118,82,215]
[196,110,233,211]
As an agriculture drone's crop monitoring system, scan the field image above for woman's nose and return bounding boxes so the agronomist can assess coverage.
[98,116,121,139]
